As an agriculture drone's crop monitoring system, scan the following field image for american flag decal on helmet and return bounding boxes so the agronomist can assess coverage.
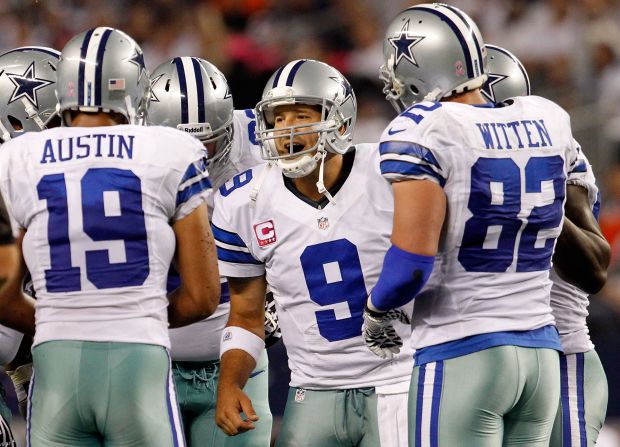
[108,78,125,90]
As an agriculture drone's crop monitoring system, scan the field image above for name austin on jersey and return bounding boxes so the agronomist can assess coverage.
[39,134,135,164]
[476,118,552,150]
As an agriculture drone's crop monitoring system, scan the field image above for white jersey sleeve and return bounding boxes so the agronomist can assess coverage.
[211,167,266,278]
[212,146,412,390]
[0,324,23,365]
[0,125,211,348]
[379,97,578,350]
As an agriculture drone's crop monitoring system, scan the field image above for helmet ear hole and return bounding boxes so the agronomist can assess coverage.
[7,115,22,131]
[410,85,419,95]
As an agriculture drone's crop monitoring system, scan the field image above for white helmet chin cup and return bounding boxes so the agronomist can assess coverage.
[278,150,323,178]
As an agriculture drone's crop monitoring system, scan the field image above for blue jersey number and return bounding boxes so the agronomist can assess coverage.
[400,102,442,124]
[37,168,149,292]
[245,109,258,145]
[458,156,565,272]
[300,239,367,342]
[219,169,253,197]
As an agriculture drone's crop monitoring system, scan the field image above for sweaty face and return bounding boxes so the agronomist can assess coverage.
[272,104,323,158]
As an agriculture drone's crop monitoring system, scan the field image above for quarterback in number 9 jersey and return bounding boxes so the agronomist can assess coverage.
[0,124,210,348]
[212,142,412,389]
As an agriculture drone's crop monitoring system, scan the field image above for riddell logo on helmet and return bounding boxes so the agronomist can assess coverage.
[254,220,276,247]
[180,124,207,134]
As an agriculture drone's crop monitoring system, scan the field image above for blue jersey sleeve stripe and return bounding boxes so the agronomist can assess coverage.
[569,160,587,173]
[212,223,247,248]
[217,246,262,265]
[180,159,208,184]
[379,141,442,170]
[380,160,446,186]
[176,177,211,207]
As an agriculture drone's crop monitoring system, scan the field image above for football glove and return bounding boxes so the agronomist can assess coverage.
[264,292,282,348]
[362,302,411,359]
[6,362,32,419]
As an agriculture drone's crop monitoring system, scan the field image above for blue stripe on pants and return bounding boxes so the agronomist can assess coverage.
[561,353,587,447]
[430,361,443,447]
[576,353,587,446]
[414,362,443,447]
[415,364,427,447]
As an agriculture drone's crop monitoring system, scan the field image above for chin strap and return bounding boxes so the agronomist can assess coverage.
[249,162,274,207]
[22,98,47,130]
[315,150,336,205]
[0,120,12,142]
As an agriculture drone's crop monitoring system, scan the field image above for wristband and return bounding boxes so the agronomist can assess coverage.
[220,326,265,363]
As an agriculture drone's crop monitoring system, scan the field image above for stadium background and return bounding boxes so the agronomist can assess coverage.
[1,0,620,445]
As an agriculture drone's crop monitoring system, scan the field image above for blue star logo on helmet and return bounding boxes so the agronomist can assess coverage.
[330,76,354,105]
[6,61,54,108]
[127,48,146,81]
[389,32,425,66]
[149,73,164,103]
[481,72,508,103]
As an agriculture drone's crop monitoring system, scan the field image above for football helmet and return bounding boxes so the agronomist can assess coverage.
[148,57,234,166]
[255,59,356,179]
[482,44,530,103]
[0,46,60,142]
[380,3,488,112]
[56,27,150,125]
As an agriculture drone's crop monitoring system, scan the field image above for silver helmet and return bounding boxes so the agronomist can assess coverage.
[148,57,234,166]
[56,27,150,125]
[0,46,60,142]
[380,3,488,112]
[255,59,356,178]
[482,44,530,103]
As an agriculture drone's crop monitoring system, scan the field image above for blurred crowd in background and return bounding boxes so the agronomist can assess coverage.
[1,0,620,443]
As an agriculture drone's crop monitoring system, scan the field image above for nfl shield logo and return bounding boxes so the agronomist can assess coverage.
[294,388,306,403]
[317,217,329,230]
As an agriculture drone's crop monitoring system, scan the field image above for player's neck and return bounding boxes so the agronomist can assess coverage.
[443,89,487,105]
[292,153,343,201]
[70,112,126,127]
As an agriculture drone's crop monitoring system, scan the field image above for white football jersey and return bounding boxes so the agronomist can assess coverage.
[379,96,587,350]
[212,144,413,390]
[0,125,211,348]
[170,109,264,361]
[0,325,22,365]
[550,147,599,355]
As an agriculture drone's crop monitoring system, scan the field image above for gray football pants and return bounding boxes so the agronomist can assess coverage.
[409,345,560,447]
[550,349,608,447]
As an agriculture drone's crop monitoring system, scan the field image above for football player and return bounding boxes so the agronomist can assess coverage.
[148,56,273,447]
[0,27,221,446]
[0,191,18,446]
[0,46,61,432]
[484,43,610,447]
[364,3,606,446]
[212,59,413,447]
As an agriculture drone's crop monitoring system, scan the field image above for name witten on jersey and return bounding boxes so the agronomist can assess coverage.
[378,96,587,353]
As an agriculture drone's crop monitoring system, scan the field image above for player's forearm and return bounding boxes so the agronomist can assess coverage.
[167,283,220,328]
[0,290,35,335]
[219,349,257,391]
[553,217,610,294]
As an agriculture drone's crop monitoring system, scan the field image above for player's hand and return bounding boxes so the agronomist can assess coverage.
[264,292,282,348]
[215,383,259,436]
[362,301,411,359]
[6,362,32,419]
